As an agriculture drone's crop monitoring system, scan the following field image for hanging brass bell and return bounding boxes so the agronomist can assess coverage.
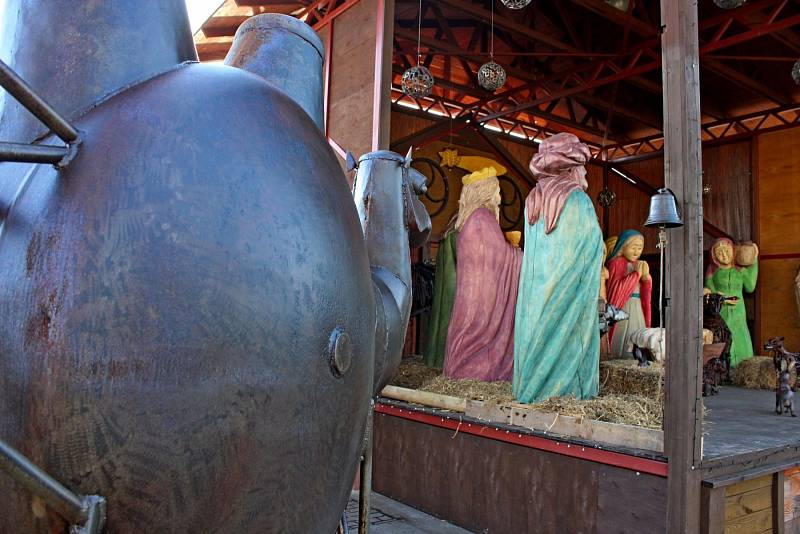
[644,188,683,228]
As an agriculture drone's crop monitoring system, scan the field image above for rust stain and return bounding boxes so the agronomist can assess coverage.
[24,302,52,349]
[25,232,41,274]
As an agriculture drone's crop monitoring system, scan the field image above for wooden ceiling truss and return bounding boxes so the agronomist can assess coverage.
[195,0,800,159]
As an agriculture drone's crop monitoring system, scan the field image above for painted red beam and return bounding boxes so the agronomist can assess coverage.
[375,402,669,477]
[606,104,800,160]
[471,0,800,124]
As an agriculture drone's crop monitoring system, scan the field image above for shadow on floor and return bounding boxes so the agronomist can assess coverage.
[345,491,473,533]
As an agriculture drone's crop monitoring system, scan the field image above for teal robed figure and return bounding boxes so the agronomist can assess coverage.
[513,133,604,403]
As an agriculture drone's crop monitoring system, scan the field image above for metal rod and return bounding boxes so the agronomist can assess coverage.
[0,141,69,164]
[358,401,374,534]
[0,437,86,525]
[0,59,79,143]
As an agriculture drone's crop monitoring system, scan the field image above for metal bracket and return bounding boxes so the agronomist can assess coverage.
[0,59,81,168]
[0,437,106,533]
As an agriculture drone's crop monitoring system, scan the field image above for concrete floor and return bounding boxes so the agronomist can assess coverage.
[345,491,472,534]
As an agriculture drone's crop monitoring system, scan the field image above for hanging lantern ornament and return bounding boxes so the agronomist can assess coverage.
[598,188,616,208]
[478,2,507,91]
[792,59,800,85]
[500,0,532,9]
[712,0,746,8]
[402,0,434,99]
[478,62,507,92]
[402,66,434,99]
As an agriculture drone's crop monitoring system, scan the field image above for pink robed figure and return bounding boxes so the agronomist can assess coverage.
[443,197,522,381]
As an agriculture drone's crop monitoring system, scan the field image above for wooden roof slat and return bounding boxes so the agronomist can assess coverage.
[568,0,657,37]
[202,15,249,37]
[423,0,582,54]
[703,60,792,106]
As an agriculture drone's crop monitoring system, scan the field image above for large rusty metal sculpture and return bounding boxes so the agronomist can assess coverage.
[0,3,429,532]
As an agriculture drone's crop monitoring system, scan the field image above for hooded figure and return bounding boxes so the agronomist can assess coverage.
[606,229,653,357]
[513,133,604,403]
[441,167,523,381]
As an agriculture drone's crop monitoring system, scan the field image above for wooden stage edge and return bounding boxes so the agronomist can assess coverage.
[375,399,669,477]
[377,397,800,481]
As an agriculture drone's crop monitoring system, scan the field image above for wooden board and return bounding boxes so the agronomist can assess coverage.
[464,399,511,424]
[373,409,667,533]
[509,403,664,452]
[725,486,772,521]
[723,476,775,533]
[758,258,800,352]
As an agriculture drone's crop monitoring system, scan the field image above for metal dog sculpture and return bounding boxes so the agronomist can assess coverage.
[777,370,796,416]
[703,293,732,383]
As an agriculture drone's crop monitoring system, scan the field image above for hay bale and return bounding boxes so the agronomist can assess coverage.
[390,358,440,390]
[732,356,796,390]
[599,359,664,400]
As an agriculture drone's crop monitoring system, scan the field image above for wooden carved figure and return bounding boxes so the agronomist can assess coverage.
[442,167,522,381]
[703,293,732,383]
[606,230,653,358]
[705,238,758,367]
[513,133,604,402]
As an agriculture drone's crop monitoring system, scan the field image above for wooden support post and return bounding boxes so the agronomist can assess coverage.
[661,0,704,532]
[699,485,725,534]
[326,0,394,163]
[774,471,785,534]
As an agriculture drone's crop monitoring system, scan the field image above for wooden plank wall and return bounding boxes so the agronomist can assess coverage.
[724,475,775,533]
[756,127,800,351]
[326,0,391,160]
[373,412,668,533]
[616,141,752,255]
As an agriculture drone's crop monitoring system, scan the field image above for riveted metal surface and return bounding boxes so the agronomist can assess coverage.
[0,3,396,532]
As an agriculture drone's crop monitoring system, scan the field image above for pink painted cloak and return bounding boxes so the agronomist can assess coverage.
[606,255,652,341]
[443,208,522,381]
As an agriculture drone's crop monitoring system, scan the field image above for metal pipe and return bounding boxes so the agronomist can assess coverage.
[358,401,374,534]
[0,59,79,143]
[0,437,87,525]
[0,141,69,164]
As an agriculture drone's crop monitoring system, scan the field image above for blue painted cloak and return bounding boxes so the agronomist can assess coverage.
[513,190,604,403]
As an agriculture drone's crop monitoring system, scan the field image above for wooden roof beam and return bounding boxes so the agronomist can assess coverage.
[196,41,234,61]
[472,3,800,124]
[568,0,657,37]
[201,15,249,37]
[408,0,582,53]
[702,60,792,106]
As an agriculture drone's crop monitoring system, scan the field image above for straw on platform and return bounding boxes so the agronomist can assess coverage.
[390,358,664,428]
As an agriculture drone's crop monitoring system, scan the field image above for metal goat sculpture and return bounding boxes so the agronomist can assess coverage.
[0,3,429,532]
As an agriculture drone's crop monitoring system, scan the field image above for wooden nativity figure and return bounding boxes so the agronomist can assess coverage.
[441,167,522,381]
[424,154,509,370]
[513,133,604,403]
[704,238,758,367]
[606,230,653,358]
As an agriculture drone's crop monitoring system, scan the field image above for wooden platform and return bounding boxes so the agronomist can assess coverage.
[381,385,663,452]
[704,386,800,460]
